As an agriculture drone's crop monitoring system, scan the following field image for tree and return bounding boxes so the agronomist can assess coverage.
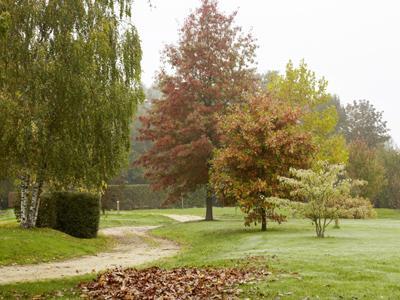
[342,100,390,148]
[280,162,368,238]
[136,0,257,220]
[377,147,400,208]
[210,94,315,231]
[267,60,348,164]
[0,0,143,228]
[346,141,386,205]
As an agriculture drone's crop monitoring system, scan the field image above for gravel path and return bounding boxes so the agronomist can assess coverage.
[0,215,201,284]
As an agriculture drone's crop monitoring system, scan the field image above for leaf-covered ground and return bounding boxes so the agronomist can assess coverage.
[80,266,270,299]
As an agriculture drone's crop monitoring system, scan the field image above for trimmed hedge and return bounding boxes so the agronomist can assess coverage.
[55,192,100,238]
[101,184,207,210]
[14,192,100,238]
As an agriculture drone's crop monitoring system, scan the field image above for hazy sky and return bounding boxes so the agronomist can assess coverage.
[133,0,400,144]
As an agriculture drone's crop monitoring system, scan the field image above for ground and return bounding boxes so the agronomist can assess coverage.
[1,208,400,299]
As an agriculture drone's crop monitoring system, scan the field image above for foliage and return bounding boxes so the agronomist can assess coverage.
[339,197,376,219]
[210,94,315,231]
[279,162,367,237]
[377,147,400,208]
[0,179,14,209]
[56,192,100,238]
[136,0,257,220]
[342,100,390,148]
[15,192,100,238]
[267,60,348,164]
[101,184,207,210]
[80,266,269,299]
[0,0,143,228]
[346,141,386,205]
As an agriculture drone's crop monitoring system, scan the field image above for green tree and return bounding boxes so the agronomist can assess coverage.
[342,100,390,148]
[0,0,143,228]
[210,94,315,231]
[377,146,400,208]
[267,60,348,164]
[280,162,368,238]
[346,141,386,205]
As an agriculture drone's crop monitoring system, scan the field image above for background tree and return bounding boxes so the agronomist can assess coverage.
[377,147,400,208]
[346,141,386,206]
[267,60,348,164]
[210,94,315,231]
[0,0,143,228]
[341,100,390,148]
[137,0,257,220]
[280,162,369,238]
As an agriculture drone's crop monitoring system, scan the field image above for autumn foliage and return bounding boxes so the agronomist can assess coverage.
[136,0,257,219]
[80,266,270,299]
[210,94,315,231]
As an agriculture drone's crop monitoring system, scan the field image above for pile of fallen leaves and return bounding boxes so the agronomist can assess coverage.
[80,266,270,299]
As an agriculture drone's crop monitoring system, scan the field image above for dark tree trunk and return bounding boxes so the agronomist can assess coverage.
[205,195,213,221]
[261,208,267,231]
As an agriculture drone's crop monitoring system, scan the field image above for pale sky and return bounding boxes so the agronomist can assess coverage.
[133,0,400,144]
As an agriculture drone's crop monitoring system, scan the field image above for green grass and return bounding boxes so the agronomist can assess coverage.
[2,208,400,299]
[150,210,400,299]
[0,208,181,267]
[0,225,111,266]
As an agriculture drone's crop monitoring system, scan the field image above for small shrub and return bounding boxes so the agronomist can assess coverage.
[339,197,376,219]
[56,192,100,238]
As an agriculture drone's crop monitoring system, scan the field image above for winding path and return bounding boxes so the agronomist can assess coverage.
[0,214,202,285]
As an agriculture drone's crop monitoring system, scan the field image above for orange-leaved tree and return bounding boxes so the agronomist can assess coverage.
[136,0,257,220]
[210,94,315,231]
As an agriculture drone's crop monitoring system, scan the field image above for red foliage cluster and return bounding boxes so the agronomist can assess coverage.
[136,0,257,204]
[80,266,270,299]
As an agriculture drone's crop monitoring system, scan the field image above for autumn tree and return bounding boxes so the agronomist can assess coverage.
[210,94,314,231]
[267,60,348,164]
[346,141,386,205]
[377,147,400,208]
[280,162,369,238]
[137,0,257,220]
[342,100,390,148]
[0,0,143,228]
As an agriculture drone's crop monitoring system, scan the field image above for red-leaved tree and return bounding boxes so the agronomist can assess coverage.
[210,94,315,231]
[136,0,257,220]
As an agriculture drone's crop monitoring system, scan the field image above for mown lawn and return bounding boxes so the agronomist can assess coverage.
[1,208,400,299]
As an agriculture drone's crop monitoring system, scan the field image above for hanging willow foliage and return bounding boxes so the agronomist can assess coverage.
[0,0,143,227]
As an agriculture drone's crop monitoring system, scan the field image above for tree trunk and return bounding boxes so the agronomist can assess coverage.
[205,195,213,221]
[29,180,43,227]
[20,175,29,229]
[261,208,267,231]
[334,218,340,229]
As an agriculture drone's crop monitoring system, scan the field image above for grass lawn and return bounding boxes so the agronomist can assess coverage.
[1,208,400,299]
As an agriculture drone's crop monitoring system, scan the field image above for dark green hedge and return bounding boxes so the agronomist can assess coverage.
[101,184,207,210]
[55,192,100,238]
[14,192,99,238]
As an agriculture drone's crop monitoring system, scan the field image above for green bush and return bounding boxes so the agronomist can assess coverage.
[55,192,100,238]
[36,193,58,228]
[14,191,100,238]
[102,184,207,210]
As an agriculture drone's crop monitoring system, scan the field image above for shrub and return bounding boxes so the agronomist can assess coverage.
[339,197,376,219]
[36,193,58,228]
[55,192,100,238]
[14,191,100,238]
